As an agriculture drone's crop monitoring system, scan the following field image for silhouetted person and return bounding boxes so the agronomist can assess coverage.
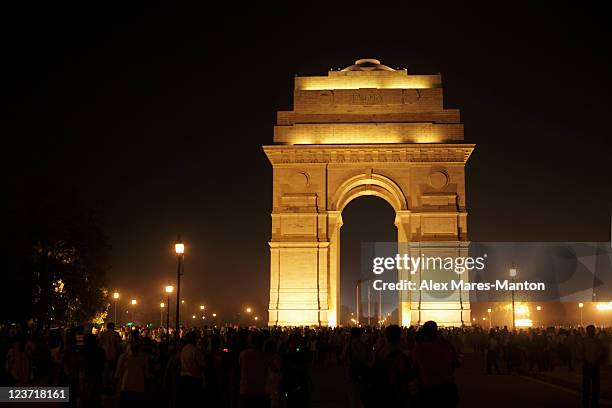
[373,325,412,407]
[79,333,105,408]
[179,331,205,406]
[580,325,606,408]
[486,331,500,374]
[412,321,459,407]
[239,331,272,408]
[115,333,149,406]
[343,327,371,407]
[6,333,30,386]
[98,322,122,394]
[281,333,310,408]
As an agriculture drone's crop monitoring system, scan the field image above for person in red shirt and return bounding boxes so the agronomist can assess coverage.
[412,321,459,407]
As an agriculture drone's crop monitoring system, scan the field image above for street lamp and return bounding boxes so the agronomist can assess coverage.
[487,308,492,330]
[160,302,165,327]
[113,292,120,325]
[579,302,584,326]
[130,299,137,326]
[246,307,252,314]
[200,305,205,311]
[509,266,518,331]
[165,285,174,338]
[212,313,217,317]
[174,235,185,334]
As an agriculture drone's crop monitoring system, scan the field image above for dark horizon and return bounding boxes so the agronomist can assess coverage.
[5,3,612,319]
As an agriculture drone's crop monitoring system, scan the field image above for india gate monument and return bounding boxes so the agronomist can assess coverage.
[264,59,474,327]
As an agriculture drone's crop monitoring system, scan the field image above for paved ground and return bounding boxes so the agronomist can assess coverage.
[311,352,612,407]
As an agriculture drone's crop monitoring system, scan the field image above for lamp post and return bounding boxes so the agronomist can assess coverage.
[487,308,492,330]
[130,299,137,325]
[113,292,120,326]
[536,305,542,327]
[174,236,185,335]
[165,285,173,338]
[578,302,584,326]
[160,302,165,327]
[356,279,362,326]
[509,266,518,331]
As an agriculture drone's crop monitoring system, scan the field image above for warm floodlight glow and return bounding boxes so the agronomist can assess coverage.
[175,243,185,254]
[515,305,529,315]
[596,302,612,311]
[578,302,584,308]
[131,299,137,305]
[515,318,533,328]
[246,307,252,313]
[295,74,439,91]
[113,292,120,299]
[160,302,165,308]
[165,285,174,293]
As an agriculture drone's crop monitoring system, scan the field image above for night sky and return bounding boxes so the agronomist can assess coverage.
[5,3,612,318]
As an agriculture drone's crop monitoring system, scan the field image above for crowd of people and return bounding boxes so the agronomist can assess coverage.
[1,320,610,407]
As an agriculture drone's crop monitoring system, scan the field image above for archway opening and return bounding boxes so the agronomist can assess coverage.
[340,195,397,326]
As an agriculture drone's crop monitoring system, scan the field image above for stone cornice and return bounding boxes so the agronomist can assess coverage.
[263,143,475,164]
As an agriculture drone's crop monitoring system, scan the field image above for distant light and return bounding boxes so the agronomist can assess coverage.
[212,313,217,317]
[596,302,612,311]
[202,316,205,319]
[246,307,252,313]
[487,308,492,313]
[160,302,165,308]
[472,317,476,321]
[192,315,196,319]
[200,305,205,310]
[181,300,185,304]
[254,316,259,321]
[131,299,137,305]
[175,243,185,254]
[515,305,529,315]
[165,285,174,293]
[482,317,486,321]
[536,306,542,311]
[509,268,518,278]
[113,292,120,299]
[515,318,533,327]
[578,302,584,308]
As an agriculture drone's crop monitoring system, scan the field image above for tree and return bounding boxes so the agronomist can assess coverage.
[3,180,110,326]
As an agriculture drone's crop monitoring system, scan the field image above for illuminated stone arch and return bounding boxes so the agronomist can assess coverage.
[264,59,474,327]
[330,172,408,213]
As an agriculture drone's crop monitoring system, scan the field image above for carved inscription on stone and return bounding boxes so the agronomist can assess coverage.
[422,216,457,234]
[280,216,316,236]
